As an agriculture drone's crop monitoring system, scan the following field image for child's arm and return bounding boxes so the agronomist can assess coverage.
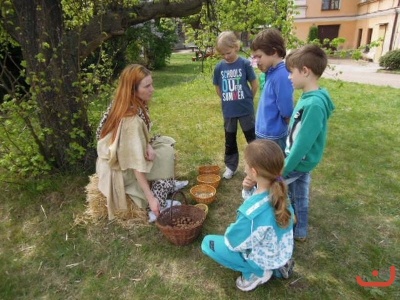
[212,63,222,98]
[224,213,252,252]
[225,211,273,253]
[242,175,256,200]
[249,78,259,98]
[275,72,294,119]
[244,59,258,97]
[215,85,222,98]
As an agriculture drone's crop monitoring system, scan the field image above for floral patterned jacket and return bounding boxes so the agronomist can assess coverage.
[224,191,294,270]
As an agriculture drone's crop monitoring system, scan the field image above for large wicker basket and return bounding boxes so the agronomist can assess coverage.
[190,184,217,204]
[197,173,221,189]
[156,191,206,246]
[198,165,220,175]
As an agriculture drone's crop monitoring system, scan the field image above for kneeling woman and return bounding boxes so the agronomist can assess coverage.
[96,64,185,220]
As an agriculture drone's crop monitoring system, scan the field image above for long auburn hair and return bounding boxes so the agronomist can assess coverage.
[99,64,152,141]
[244,139,291,227]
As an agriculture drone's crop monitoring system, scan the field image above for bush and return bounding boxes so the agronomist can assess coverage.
[126,19,178,70]
[307,25,318,42]
[379,49,400,70]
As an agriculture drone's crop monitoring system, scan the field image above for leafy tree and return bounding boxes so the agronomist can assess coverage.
[0,0,205,175]
[183,0,298,59]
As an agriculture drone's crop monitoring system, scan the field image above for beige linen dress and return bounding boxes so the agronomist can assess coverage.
[96,116,175,220]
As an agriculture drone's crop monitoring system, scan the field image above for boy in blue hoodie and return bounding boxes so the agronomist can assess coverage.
[250,28,294,152]
[283,44,335,242]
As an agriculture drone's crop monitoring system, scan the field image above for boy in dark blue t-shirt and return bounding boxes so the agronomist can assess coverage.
[213,31,258,179]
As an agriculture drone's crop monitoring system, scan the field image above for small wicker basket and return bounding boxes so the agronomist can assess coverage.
[156,191,206,246]
[190,184,217,205]
[197,174,221,189]
[198,165,220,175]
[194,203,209,216]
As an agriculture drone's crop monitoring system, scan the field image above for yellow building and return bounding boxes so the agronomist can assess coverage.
[293,0,400,62]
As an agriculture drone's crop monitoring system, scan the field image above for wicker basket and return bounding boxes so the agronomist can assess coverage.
[197,174,221,188]
[156,191,206,246]
[198,165,220,175]
[194,203,209,216]
[190,184,217,204]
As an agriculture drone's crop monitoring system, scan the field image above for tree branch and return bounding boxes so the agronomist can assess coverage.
[78,0,205,59]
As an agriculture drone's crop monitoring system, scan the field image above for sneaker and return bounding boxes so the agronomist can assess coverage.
[223,167,237,179]
[173,180,189,191]
[235,271,272,292]
[278,258,295,279]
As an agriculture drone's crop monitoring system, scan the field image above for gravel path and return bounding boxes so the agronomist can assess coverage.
[323,59,400,89]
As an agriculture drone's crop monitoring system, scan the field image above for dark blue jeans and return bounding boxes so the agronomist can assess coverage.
[285,171,311,239]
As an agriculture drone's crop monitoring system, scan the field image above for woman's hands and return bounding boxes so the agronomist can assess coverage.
[145,143,156,161]
[148,194,161,217]
[134,169,160,216]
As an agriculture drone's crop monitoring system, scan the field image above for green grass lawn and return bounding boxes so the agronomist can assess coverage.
[0,53,399,299]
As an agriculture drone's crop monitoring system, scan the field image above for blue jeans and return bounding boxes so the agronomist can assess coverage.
[285,171,311,239]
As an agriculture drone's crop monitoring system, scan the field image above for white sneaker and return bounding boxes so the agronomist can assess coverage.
[236,271,272,292]
[223,167,237,179]
[173,180,189,191]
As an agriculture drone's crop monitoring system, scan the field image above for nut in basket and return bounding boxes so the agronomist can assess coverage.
[156,204,206,246]
[197,173,221,189]
[190,184,217,204]
[198,165,220,175]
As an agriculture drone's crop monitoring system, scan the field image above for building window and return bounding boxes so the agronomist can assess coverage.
[321,0,340,10]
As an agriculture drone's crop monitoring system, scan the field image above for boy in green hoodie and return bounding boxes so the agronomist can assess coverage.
[283,45,335,242]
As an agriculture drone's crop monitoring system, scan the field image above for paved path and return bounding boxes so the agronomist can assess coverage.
[175,49,400,88]
[323,59,400,89]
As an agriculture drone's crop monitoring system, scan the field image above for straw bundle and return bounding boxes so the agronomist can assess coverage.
[81,174,148,226]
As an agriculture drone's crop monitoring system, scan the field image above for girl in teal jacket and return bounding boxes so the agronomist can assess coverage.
[201,140,294,292]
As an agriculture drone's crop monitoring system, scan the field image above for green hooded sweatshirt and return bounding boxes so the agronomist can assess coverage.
[284,88,335,176]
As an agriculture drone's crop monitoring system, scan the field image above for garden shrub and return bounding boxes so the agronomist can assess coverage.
[307,25,318,42]
[379,49,400,70]
[125,19,177,70]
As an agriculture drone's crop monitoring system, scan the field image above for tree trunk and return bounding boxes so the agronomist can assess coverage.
[1,0,205,172]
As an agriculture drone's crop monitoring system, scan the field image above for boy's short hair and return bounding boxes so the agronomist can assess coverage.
[216,31,241,53]
[250,28,286,58]
[285,45,328,77]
